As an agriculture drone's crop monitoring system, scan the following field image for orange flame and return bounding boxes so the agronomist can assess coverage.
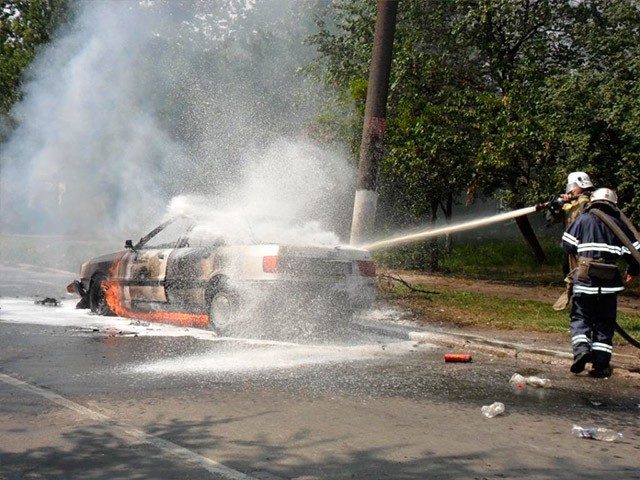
[102,258,208,328]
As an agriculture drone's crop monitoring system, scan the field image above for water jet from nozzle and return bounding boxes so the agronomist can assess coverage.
[361,205,539,251]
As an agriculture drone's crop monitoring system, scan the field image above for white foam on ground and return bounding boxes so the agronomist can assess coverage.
[130,342,407,375]
[0,298,420,375]
[0,297,219,339]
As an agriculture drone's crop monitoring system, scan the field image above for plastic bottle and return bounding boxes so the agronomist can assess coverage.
[481,402,505,418]
[571,424,623,442]
[509,373,552,388]
[525,376,552,388]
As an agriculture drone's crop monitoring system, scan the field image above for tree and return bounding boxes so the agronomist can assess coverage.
[309,1,481,232]
[541,0,640,224]
[0,0,72,135]
[308,0,640,266]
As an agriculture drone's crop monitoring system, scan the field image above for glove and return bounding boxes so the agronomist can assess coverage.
[547,194,564,214]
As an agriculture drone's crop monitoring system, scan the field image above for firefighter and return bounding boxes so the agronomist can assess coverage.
[560,172,595,274]
[560,172,594,225]
[550,172,595,310]
[561,188,639,377]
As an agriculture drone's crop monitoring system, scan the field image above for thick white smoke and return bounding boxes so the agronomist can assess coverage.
[165,137,355,246]
[0,0,355,251]
[2,2,181,235]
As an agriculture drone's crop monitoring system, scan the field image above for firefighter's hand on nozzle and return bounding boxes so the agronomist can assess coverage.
[559,193,573,202]
[541,195,565,224]
[545,194,565,210]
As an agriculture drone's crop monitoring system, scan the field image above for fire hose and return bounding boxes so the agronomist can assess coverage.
[589,208,640,349]
[539,197,640,349]
[364,195,640,349]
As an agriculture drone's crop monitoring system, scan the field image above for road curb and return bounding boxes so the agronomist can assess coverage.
[354,319,640,373]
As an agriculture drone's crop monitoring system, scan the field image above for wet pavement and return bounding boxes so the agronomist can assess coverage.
[1,263,639,479]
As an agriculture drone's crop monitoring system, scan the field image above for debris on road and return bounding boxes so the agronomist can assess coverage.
[34,297,60,307]
[510,373,552,388]
[444,353,472,363]
[481,402,505,418]
[572,424,623,442]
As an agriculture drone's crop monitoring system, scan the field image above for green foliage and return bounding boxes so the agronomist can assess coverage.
[0,0,72,117]
[307,0,640,226]
[438,238,564,279]
[3,0,640,227]
[375,238,564,281]
[540,1,640,223]
[373,242,435,271]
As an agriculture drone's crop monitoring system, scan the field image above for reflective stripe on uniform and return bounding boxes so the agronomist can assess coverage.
[592,342,613,353]
[573,285,624,295]
[576,243,625,255]
[572,334,591,346]
[562,232,579,247]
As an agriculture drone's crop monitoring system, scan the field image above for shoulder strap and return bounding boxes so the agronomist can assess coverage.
[619,211,640,241]
[590,209,640,264]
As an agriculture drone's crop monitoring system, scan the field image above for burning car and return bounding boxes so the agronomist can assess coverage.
[67,215,376,334]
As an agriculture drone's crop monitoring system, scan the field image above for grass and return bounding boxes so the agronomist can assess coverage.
[383,285,640,335]
[376,235,640,346]
[379,281,640,346]
[438,239,565,281]
[374,237,566,283]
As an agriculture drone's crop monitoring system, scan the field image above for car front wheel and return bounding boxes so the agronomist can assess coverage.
[89,274,115,316]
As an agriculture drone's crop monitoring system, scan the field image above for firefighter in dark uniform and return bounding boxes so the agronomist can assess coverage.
[561,188,639,377]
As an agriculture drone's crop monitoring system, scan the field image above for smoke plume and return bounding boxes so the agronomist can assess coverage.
[0,0,354,249]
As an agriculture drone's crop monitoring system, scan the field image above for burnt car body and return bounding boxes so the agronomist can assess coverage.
[67,216,377,333]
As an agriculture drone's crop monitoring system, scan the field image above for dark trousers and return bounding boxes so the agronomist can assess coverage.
[570,293,616,368]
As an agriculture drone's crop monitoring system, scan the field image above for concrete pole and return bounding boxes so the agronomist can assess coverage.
[350,0,398,246]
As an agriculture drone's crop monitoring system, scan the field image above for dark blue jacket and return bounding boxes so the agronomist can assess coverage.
[562,206,640,295]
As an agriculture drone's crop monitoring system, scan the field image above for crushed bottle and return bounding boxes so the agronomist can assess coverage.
[510,373,552,388]
[571,424,623,442]
[481,402,505,418]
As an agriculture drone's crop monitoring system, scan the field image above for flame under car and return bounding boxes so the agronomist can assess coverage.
[67,216,377,334]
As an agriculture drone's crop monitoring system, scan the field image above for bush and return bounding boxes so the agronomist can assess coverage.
[374,238,565,282]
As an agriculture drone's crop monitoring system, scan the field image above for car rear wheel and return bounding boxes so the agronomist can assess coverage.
[208,287,238,335]
[89,274,115,316]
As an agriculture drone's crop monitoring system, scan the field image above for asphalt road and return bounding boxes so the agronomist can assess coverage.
[1,263,639,480]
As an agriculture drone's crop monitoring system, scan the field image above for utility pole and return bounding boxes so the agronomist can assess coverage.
[350,0,398,246]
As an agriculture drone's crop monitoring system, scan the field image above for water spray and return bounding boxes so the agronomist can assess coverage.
[361,205,540,251]
[361,197,565,251]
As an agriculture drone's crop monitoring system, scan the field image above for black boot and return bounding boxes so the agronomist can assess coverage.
[589,365,613,378]
[570,352,592,374]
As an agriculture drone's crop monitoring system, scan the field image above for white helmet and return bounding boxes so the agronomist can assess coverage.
[566,171,594,193]
[590,188,618,205]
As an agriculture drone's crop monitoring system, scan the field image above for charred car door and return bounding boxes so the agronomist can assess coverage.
[164,225,226,310]
[126,248,173,304]
[122,217,192,308]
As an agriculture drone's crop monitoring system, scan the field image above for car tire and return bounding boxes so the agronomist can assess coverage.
[207,286,238,335]
[89,274,115,316]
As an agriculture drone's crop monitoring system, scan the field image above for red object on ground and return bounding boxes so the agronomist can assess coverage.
[444,353,472,363]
